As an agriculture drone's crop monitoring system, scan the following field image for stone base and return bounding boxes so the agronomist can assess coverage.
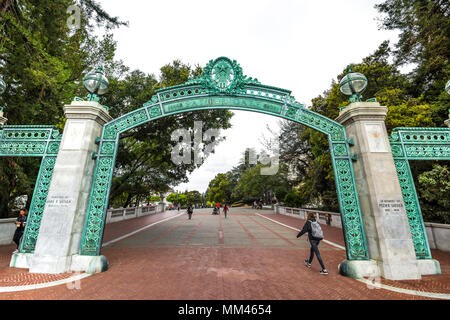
[378,260,421,280]
[417,259,441,276]
[339,259,440,280]
[71,254,109,274]
[9,252,108,274]
[29,255,72,274]
[338,259,380,279]
[9,252,34,269]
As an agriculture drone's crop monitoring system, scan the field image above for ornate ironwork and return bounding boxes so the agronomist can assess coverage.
[80,57,369,260]
[389,127,450,259]
[0,125,61,253]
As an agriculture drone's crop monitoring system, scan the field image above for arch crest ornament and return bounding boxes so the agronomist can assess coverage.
[80,57,369,261]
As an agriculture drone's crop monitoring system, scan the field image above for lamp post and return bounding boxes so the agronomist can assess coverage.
[82,65,109,102]
[339,65,368,103]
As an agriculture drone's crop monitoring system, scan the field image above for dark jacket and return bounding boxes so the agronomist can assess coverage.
[296,218,321,241]
[16,215,27,232]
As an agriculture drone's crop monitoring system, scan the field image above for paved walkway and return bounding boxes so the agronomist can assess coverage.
[0,208,448,299]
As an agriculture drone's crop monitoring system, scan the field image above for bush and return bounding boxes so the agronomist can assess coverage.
[283,192,303,208]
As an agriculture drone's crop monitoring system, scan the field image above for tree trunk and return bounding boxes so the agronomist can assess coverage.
[123,194,132,208]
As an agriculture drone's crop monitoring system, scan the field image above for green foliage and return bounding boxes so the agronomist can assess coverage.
[375,0,450,101]
[206,172,234,204]
[106,60,233,207]
[0,1,233,213]
[167,190,202,207]
[0,0,123,217]
[417,164,450,224]
[283,192,303,208]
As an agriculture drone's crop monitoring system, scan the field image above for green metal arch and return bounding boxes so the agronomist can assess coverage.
[389,127,450,259]
[80,57,369,260]
[0,125,62,253]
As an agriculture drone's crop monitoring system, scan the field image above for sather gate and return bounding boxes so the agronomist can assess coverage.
[1,57,448,279]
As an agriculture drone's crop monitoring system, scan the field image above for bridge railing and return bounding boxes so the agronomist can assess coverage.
[106,203,165,224]
[274,205,342,229]
[274,205,449,252]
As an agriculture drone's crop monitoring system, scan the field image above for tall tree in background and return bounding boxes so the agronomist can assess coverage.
[0,0,125,217]
[106,60,233,208]
[375,0,449,104]
[0,1,233,214]
[272,40,442,213]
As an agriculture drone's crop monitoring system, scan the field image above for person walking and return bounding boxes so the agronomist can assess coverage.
[187,204,193,220]
[216,202,220,214]
[296,212,328,275]
[223,204,229,218]
[12,209,27,253]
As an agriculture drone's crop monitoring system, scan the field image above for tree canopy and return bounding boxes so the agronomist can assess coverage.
[0,1,232,215]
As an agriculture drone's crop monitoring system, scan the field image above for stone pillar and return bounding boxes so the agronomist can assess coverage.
[11,101,112,274]
[335,102,422,280]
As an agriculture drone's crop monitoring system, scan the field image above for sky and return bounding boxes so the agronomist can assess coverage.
[98,0,400,194]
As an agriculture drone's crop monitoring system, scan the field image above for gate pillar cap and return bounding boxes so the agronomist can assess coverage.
[335,101,388,126]
[63,100,113,125]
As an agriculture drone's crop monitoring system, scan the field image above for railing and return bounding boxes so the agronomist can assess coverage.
[425,222,450,252]
[105,203,165,224]
[275,205,450,252]
[274,205,342,228]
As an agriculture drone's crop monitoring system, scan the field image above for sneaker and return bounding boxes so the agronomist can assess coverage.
[320,269,328,275]
[304,260,311,268]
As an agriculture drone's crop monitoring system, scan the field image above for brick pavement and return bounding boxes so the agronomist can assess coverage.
[0,208,448,300]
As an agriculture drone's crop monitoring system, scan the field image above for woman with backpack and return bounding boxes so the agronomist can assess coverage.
[296,212,328,275]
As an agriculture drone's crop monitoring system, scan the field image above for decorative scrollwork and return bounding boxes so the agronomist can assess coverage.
[389,127,450,259]
[394,159,431,259]
[0,125,61,253]
[20,156,57,253]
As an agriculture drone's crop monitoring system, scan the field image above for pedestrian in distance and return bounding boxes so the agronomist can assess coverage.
[223,204,229,218]
[216,202,220,214]
[187,204,193,220]
[12,209,27,253]
[296,212,328,275]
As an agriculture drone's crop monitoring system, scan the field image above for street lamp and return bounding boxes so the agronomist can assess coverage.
[339,65,368,103]
[83,65,109,102]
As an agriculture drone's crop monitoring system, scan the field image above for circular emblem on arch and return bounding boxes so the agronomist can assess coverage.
[211,57,236,92]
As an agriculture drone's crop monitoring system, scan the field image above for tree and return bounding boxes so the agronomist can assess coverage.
[233,163,291,205]
[271,41,439,212]
[0,0,125,217]
[105,61,233,207]
[206,173,234,204]
[185,190,202,205]
[166,193,187,207]
[375,0,450,102]
[417,164,450,224]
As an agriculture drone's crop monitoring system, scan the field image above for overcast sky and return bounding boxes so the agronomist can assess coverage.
[98,0,400,194]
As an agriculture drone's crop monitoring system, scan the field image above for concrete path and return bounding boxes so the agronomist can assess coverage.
[0,208,448,299]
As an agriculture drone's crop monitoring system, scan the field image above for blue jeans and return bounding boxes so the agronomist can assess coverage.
[308,239,326,270]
